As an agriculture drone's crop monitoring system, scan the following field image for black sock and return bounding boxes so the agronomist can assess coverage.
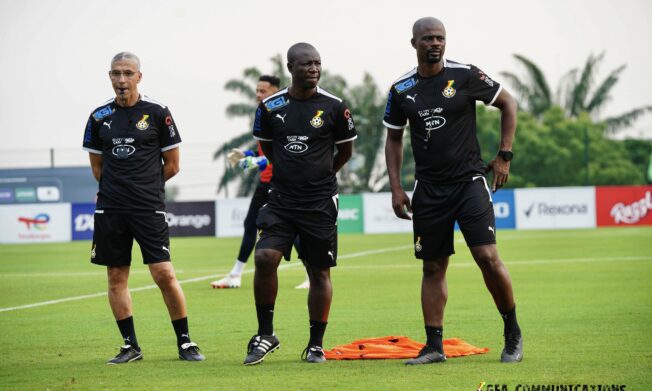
[256,304,275,335]
[309,320,327,347]
[425,326,443,353]
[172,317,191,348]
[116,316,140,351]
[500,305,521,336]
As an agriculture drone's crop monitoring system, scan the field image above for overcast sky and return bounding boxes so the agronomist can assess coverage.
[0,0,650,198]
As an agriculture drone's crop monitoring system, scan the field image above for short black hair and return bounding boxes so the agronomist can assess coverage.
[259,75,280,88]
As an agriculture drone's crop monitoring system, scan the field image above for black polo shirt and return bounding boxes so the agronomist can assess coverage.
[253,87,357,203]
[82,95,182,211]
[383,59,502,184]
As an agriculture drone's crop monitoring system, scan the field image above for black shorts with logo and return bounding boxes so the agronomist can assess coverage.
[256,191,338,269]
[91,210,171,267]
[412,176,496,260]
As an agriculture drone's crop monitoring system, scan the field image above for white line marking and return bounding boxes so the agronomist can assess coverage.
[0,245,649,313]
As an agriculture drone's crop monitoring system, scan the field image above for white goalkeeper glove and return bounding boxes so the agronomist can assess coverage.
[227,148,256,167]
[238,156,268,172]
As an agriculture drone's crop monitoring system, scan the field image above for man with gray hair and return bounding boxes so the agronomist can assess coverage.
[83,51,205,364]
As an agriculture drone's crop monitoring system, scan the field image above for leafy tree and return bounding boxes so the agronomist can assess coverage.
[500,53,652,135]
[215,56,397,195]
[476,105,646,187]
[214,55,288,196]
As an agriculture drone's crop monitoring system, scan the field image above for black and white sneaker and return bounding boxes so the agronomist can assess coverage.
[106,345,143,365]
[501,333,523,363]
[405,345,446,365]
[301,345,326,363]
[179,342,205,361]
[243,334,280,365]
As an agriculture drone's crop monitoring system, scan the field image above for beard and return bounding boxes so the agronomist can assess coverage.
[426,52,442,64]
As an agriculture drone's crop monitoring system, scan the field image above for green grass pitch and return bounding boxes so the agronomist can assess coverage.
[0,227,651,390]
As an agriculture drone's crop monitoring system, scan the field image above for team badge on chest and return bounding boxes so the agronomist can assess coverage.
[442,80,456,98]
[310,110,325,128]
[136,114,150,130]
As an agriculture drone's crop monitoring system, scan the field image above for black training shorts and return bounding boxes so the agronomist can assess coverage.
[412,176,496,260]
[256,191,338,269]
[91,210,171,267]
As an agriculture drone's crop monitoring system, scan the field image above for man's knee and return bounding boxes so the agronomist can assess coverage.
[422,258,448,278]
[254,249,282,274]
[472,245,502,271]
[150,263,177,288]
[108,266,129,291]
[307,267,330,287]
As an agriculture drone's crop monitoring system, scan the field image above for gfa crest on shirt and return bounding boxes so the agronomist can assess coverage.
[442,80,456,98]
[136,114,150,130]
[310,110,325,128]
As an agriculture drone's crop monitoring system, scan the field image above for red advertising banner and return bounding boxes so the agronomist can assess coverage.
[596,186,652,226]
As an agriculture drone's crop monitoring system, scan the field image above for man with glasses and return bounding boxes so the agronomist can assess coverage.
[83,51,205,364]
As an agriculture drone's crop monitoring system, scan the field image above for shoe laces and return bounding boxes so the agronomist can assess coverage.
[301,345,324,360]
[504,333,520,354]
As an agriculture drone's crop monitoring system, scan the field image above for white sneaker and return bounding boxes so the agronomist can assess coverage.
[211,274,241,289]
[295,278,310,289]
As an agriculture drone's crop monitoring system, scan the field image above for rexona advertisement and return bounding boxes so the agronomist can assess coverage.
[515,187,596,229]
[596,185,652,226]
[166,201,215,237]
[337,194,363,233]
[0,203,71,243]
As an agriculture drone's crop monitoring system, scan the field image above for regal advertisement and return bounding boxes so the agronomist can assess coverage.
[596,185,652,226]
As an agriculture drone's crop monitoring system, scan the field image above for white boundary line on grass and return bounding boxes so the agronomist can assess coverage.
[1,246,649,313]
[0,245,411,313]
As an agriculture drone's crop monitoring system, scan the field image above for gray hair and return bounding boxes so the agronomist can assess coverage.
[111,52,141,70]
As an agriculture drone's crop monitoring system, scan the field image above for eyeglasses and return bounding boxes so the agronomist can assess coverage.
[109,70,138,79]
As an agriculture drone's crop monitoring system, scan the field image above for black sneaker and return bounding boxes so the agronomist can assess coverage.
[106,345,143,365]
[301,345,326,363]
[501,332,523,363]
[179,342,205,361]
[243,334,280,365]
[405,345,446,365]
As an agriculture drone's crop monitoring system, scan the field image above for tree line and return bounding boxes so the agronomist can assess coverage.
[216,53,652,196]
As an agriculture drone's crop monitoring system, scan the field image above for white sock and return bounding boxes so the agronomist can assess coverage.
[230,260,246,276]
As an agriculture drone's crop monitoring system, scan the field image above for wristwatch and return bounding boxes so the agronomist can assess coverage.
[498,150,514,161]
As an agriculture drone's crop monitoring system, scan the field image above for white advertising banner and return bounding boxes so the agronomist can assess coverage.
[216,197,250,237]
[362,192,413,234]
[0,203,71,243]
[514,187,596,229]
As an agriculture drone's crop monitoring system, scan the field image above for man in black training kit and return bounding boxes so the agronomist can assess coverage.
[83,52,205,364]
[212,75,308,290]
[384,17,523,364]
[243,42,357,365]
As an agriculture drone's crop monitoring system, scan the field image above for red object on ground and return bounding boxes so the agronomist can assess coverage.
[324,335,489,360]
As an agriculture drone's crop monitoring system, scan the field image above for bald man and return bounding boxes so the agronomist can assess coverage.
[384,17,523,364]
[243,43,357,365]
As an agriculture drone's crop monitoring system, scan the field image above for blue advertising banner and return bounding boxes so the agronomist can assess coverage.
[454,188,515,231]
[71,203,95,240]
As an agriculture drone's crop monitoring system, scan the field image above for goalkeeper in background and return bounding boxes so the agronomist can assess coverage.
[211,75,307,289]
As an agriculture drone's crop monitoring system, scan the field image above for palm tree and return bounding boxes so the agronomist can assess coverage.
[501,53,652,135]
[213,55,288,196]
[216,56,396,195]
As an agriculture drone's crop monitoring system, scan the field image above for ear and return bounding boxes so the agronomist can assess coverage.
[410,37,416,49]
[286,62,293,74]
[137,71,142,84]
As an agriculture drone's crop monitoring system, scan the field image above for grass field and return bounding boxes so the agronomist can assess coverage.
[1,228,651,390]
